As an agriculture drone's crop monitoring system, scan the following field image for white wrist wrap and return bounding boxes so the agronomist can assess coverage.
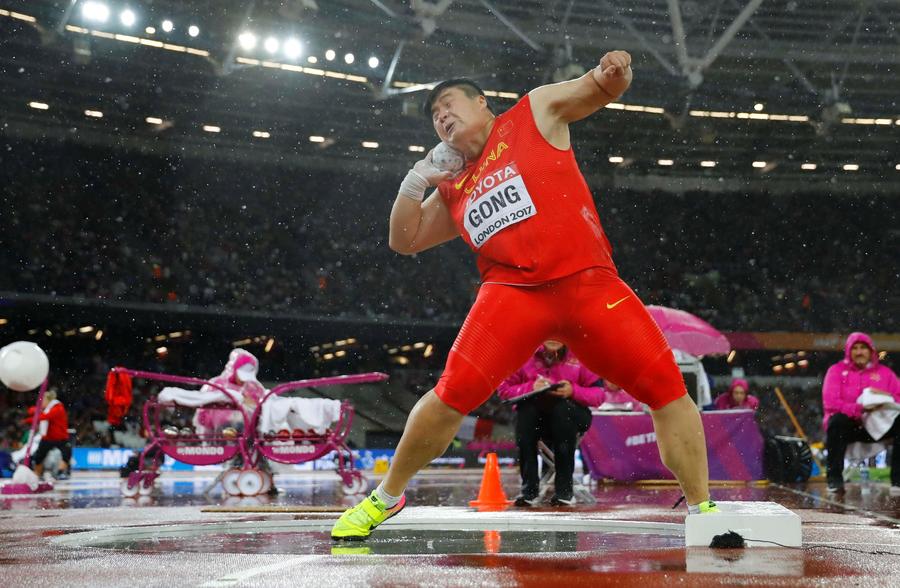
[398,170,430,202]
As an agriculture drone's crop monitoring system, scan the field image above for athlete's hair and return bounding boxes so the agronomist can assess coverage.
[423,78,494,117]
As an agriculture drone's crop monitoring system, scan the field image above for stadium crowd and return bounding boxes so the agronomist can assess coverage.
[0,141,895,457]
[2,142,896,332]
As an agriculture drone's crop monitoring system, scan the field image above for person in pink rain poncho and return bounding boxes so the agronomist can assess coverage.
[713,378,759,411]
[822,332,900,494]
[497,341,604,506]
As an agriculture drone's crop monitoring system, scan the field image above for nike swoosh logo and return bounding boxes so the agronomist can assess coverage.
[454,174,470,190]
[606,296,629,310]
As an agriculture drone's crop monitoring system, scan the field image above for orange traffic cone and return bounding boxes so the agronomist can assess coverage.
[469,452,512,511]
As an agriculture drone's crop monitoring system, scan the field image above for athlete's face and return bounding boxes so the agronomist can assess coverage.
[430,87,488,147]
[731,385,747,404]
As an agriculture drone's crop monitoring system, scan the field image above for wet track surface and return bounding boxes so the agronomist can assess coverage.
[2,470,900,586]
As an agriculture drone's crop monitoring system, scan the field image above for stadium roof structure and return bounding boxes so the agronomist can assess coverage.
[1,0,897,192]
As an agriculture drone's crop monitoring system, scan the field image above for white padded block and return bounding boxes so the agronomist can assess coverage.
[685,501,801,547]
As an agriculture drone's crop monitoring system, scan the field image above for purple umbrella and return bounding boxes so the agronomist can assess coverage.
[646,305,731,356]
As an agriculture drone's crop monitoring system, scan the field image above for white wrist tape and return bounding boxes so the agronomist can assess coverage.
[398,169,430,202]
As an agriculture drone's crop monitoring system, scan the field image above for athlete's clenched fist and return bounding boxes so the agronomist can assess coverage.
[593,50,632,99]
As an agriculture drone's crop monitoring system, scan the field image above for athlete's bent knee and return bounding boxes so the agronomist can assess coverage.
[434,369,496,415]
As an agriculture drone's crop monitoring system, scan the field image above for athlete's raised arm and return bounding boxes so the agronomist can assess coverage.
[388,148,460,255]
[529,50,632,148]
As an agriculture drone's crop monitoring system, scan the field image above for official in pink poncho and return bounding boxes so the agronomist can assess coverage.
[822,332,900,493]
[497,341,604,506]
[713,378,759,411]
[193,349,267,435]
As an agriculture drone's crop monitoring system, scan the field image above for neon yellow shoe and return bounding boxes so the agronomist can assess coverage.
[331,493,407,541]
[698,499,720,513]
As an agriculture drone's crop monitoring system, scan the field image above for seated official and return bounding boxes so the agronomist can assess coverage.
[822,332,900,494]
[713,378,759,411]
[497,341,604,506]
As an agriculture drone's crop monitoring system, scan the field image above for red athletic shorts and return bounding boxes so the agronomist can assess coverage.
[435,266,686,414]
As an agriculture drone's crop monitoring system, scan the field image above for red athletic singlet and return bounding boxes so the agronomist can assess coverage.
[438,94,616,285]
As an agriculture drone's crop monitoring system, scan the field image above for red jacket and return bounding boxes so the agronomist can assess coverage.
[38,400,69,442]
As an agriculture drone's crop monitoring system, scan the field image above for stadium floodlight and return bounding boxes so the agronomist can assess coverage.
[145,116,163,124]
[82,2,110,23]
[657,159,674,166]
[325,49,336,61]
[700,160,717,167]
[754,103,764,112]
[264,37,280,54]
[608,156,624,163]
[188,25,199,37]
[408,145,425,152]
[362,141,378,148]
[368,56,379,68]
[252,130,271,138]
[842,163,859,171]
[202,125,221,133]
[309,135,325,142]
[119,9,136,27]
[145,26,155,34]
[307,56,318,64]
[752,161,766,168]
[161,19,173,32]
[344,52,355,64]
[896,163,900,171]
[284,38,302,59]
[238,32,257,50]
[84,110,103,118]
[28,101,49,110]
[801,163,816,170]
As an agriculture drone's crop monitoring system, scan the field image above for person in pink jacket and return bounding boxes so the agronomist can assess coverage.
[497,341,604,506]
[713,378,759,411]
[822,332,900,493]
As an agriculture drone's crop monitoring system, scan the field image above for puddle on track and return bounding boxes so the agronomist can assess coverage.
[69,528,683,555]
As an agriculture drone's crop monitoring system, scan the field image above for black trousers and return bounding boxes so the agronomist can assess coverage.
[825,412,900,486]
[31,439,72,466]
[515,396,593,497]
